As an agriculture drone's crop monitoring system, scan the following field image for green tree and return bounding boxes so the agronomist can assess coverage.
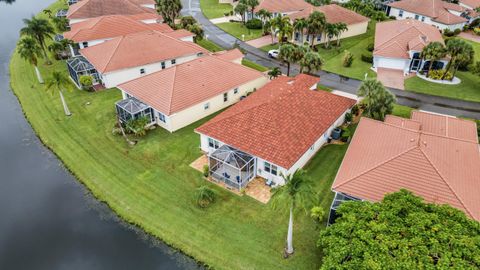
[271,16,293,43]
[271,170,314,257]
[48,38,73,59]
[45,71,72,116]
[52,16,68,32]
[293,18,308,44]
[334,22,348,47]
[256,8,271,33]
[180,15,197,29]
[267,67,282,79]
[244,0,259,18]
[17,37,44,83]
[420,41,446,76]
[187,24,204,41]
[156,0,182,28]
[324,23,337,49]
[234,2,248,24]
[279,44,296,76]
[195,185,216,208]
[451,44,474,78]
[299,51,323,74]
[319,190,480,269]
[20,16,55,64]
[442,38,473,80]
[358,79,395,121]
[306,11,326,48]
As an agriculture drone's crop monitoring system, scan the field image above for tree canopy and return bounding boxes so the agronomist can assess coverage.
[319,190,480,270]
[358,79,395,121]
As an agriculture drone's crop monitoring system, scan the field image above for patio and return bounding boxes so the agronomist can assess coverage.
[209,145,255,191]
[115,97,155,124]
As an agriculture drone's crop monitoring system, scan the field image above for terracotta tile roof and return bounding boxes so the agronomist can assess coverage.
[196,74,356,169]
[332,114,480,220]
[117,53,265,115]
[374,19,444,59]
[289,4,369,25]
[80,31,208,73]
[163,29,194,39]
[212,49,244,62]
[64,15,172,42]
[460,0,480,8]
[388,0,468,25]
[67,0,155,20]
[256,0,312,13]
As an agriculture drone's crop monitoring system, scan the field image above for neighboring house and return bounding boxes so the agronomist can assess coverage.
[69,30,206,88]
[386,0,472,31]
[63,14,173,55]
[329,111,480,224]
[249,0,369,45]
[195,74,356,190]
[116,51,268,132]
[67,0,156,24]
[459,0,480,9]
[372,19,448,75]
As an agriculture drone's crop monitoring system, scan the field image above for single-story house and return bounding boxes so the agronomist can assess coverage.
[67,0,156,24]
[116,50,269,132]
[70,30,206,88]
[329,111,480,224]
[386,0,472,31]
[248,0,369,45]
[63,14,173,55]
[195,74,356,190]
[372,19,448,75]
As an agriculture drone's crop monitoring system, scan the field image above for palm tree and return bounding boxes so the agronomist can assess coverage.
[324,23,337,49]
[45,71,72,116]
[48,39,73,59]
[17,37,44,84]
[299,51,323,74]
[20,16,55,64]
[52,16,69,32]
[267,67,282,79]
[334,23,348,47]
[271,170,314,257]
[273,16,293,43]
[442,38,473,80]
[244,0,259,19]
[279,44,296,76]
[420,41,446,76]
[293,18,308,44]
[257,8,271,32]
[357,79,396,121]
[451,45,474,78]
[306,11,326,48]
[234,2,248,24]
[155,0,182,28]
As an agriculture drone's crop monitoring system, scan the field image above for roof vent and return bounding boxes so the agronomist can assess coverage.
[410,138,415,142]
[420,35,428,43]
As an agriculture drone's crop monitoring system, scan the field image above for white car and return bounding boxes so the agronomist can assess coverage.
[268,49,279,59]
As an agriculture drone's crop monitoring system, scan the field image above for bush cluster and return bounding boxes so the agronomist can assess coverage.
[361,53,373,63]
[366,43,374,52]
[342,50,354,67]
[246,18,262,29]
[428,69,453,81]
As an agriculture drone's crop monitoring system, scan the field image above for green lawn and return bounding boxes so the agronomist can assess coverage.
[196,38,224,52]
[9,1,352,269]
[241,59,269,72]
[217,22,263,41]
[392,104,415,118]
[199,0,233,19]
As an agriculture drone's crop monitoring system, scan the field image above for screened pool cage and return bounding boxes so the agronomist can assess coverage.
[68,0,78,5]
[328,193,359,225]
[209,145,256,191]
[56,9,68,17]
[115,98,155,124]
[54,34,64,42]
[67,56,100,88]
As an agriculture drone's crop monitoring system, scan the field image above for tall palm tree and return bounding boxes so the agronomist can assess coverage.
[45,71,72,116]
[324,23,337,49]
[442,38,472,80]
[299,51,323,74]
[257,8,271,27]
[271,170,314,257]
[451,45,474,78]
[358,79,396,121]
[267,67,282,79]
[48,38,73,59]
[244,0,259,19]
[17,37,44,84]
[20,16,55,64]
[334,22,348,47]
[293,18,308,44]
[420,41,446,76]
[306,11,326,48]
[279,44,296,76]
[234,2,248,24]
[275,16,293,43]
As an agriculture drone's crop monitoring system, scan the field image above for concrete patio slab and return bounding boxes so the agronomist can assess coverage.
[377,68,405,90]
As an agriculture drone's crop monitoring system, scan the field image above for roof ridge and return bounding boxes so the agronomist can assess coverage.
[418,147,474,218]
[102,37,124,73]
[333,146,420,190]
[375,22,419,49]
[166,66,178,115]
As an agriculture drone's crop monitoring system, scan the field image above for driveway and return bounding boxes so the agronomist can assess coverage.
[377,68,405,90]
[246,35,276,48]
[459,32,480,43]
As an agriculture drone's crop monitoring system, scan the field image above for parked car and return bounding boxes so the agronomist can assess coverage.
[268,49,279,59]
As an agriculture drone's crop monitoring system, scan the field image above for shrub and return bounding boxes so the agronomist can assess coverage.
[180,16,197,28]
[389,15,396,20]
[366,43,374,52]
[474,27,480,36]
[310,206,325,223]
[341,127,351,142]
[427,69,453,80]
[344,112,353,123]
[79,75,93,90]
[125,116,149,136]
[361,53,373,63]
[342,50,354,67]
[195,185,216,208]
[443,29,455,37]
[453,28,461,35]
[202,164,209,178]
[224,12,230,17]
[246,18,262,29]
[351,104,359,116]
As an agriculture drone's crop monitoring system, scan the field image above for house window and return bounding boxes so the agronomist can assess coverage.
[82,42,88,48]
[140,68,146,74]
[264,161,278,176]
[197,52,204,57]
[204,102,210,110]
[414,14,419,20]
[223,92,228,102]
[421,16,425,22]
[161,62,166,69]
[306,35,310,41]
[294,32,300,41]
[208,138,219,149]
[316,34,321,41]
[233,88,238,94]
[399,10,403,17]
[171,59,176,65]
[158,112,166,123]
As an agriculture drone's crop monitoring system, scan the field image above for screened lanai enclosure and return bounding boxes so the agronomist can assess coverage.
[115,98,155,125]
[328,193,359,225]
[67,56,100,88]
[209,145,256,191]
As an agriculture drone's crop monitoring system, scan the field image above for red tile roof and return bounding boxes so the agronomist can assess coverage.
[388,0,468,25]
[256,0,311,13]
[212,49,244,62]
[289,4,369,25]
[118,53,265,115]
[374,19,444,59]
[460,0,480,8]
[67,0,155,20]
[80,30,208,73]
[196,74,356,169]
[64,15,171,42]
[332,113,480,220]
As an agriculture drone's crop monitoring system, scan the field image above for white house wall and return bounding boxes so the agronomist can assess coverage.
[388,7,466,30]
[373,56,410,73]
[293,21,368,46]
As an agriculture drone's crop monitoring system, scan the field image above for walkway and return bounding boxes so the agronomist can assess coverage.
[182,0,480,119]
